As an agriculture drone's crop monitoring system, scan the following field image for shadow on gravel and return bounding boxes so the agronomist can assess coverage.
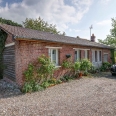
[92,72,116,80]
[0,89,23,99]
[0,79,23,99]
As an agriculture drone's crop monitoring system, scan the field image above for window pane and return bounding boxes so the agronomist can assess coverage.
[95,51,97,62]
[87,50,89,59]
[75,51,77,62]
[75,50,81,61]
[52,49,56,64]
[99,51,102,61]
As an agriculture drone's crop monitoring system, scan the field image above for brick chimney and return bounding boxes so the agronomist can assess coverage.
[91,34,95,42]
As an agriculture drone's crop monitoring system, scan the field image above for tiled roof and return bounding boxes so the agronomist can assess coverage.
[0,24,113,49]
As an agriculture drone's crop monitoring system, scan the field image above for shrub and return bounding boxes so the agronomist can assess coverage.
[100,62,111,72]
[22,55,56,93]
[22,82,33,93]
[22,81,44,93]
[72,61,81,74]
[56,79,62,84]
[61,58,73,69]
[89,65,97,73]
[60,75,73,82]
[80,59,92,72]
[40,81,51,89]
[40,78,62,88]
[38,55,56,81]
[23,64,34,82]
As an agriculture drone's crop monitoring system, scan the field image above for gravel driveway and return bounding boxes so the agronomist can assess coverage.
[0,72,116,116]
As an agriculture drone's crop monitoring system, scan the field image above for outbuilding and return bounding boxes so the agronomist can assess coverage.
[0,24,114,86]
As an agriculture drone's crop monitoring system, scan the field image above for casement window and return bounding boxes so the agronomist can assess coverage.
[46,46,62,66]
[48,49,59,66]
[74,49,90,61]
[85,50,89,59]
[75,50,81,61]
[103,54,108,62]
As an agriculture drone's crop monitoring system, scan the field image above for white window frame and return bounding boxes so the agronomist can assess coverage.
[75,49,80,62]
[85,50,89,59]
[98,51,102,62]
[95,50,97,62]
[92,50,102,63]
[73,48,90,61]
[46,46,62,67]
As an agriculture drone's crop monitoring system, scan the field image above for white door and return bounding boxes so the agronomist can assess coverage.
[92,50,102,68]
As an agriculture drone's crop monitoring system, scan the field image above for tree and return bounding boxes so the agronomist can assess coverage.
[98,18,116,47]
[23,17,65,35]
[0,17,22,27]
[98,18,116,63]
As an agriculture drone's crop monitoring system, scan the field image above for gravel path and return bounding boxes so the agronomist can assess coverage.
[0,72,116,116]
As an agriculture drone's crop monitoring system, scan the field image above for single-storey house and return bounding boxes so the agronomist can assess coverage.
[0,24,114,86]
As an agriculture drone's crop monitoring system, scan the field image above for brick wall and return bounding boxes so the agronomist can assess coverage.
[14,40,111,86]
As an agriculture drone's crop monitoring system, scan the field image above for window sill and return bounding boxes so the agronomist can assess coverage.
[55,66,61,68]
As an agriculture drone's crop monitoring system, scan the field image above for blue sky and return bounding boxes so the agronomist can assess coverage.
[0,0,116,41]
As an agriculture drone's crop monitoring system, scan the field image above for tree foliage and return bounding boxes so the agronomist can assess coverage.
[0,17,22,27]
[98,18,116,47]
[98,18,116,63]
[23,17,65,35]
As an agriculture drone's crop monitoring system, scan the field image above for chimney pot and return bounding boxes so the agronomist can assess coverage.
[91,34,95,42]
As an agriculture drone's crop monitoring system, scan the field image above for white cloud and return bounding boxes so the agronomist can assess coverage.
[0,0,92,32]
[100,0,111,5]
[69,29,81,32]
[96,20,111,26]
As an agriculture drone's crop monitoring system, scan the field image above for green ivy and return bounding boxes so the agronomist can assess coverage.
[110,49,115,64]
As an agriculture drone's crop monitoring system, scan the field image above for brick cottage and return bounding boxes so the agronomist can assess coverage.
[0,24,114,86]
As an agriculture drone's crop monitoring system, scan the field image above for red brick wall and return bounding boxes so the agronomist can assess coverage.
[14,40,112,86]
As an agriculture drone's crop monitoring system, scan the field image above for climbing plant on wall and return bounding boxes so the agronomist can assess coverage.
[0,30,7,79]
[110,49,115,64]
